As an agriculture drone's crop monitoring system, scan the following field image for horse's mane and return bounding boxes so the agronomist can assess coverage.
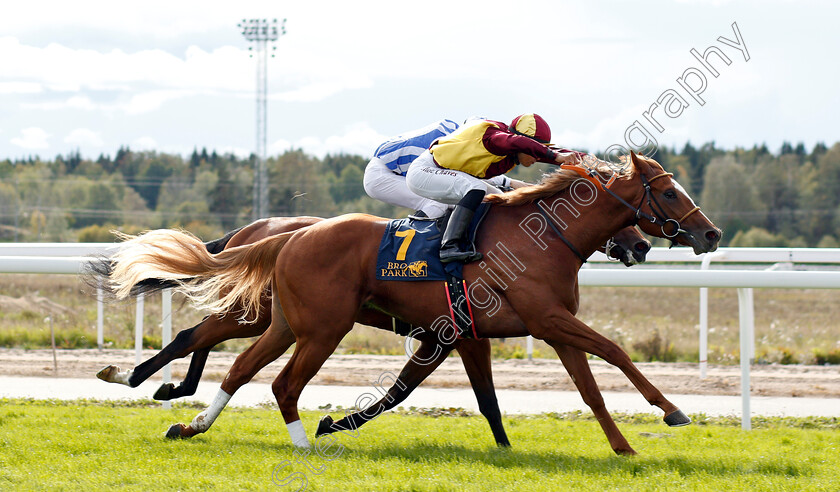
[486,158,635,206]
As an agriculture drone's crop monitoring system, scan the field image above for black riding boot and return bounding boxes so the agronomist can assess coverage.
[439,189,485,264]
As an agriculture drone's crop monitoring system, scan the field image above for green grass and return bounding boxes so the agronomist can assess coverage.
[0,399,837,491]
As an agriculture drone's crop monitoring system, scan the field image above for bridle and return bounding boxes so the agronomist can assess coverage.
[603,237,624,263]
[632,172,701,240]
[564,163,700,237]
[536,162,702,260]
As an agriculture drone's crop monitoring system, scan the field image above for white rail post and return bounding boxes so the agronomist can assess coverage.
[526,336,534,361]
[698,252,723,378]
[134,293,144,367]
[737,287,753,430]
[699,285,709,379]
[162,289,172,410]
[96,283,104,349]
[747,288,755,360]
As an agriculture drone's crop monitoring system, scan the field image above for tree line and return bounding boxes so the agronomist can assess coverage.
[0,141,838,247]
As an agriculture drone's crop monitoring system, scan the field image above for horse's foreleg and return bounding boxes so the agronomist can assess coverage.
[316,338,453,439]
[165,317,296,439]
[536,311,688,426]
[272,334,350,449]
[550,342,636,455]
[455,338,510,447]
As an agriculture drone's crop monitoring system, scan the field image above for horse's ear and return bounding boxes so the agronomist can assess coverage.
[629,150,646,172]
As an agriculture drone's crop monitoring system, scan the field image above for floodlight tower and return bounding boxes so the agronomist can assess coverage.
[238,17,286,219]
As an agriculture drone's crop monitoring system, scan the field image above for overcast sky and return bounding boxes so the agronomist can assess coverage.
[1,0,837,161]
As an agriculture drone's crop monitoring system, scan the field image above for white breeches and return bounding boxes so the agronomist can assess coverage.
[363,158,449,217]
[405,151,503,205]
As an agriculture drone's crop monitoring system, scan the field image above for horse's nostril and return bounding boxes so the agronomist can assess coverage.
[635,242,650,252]
[705,230,720,242]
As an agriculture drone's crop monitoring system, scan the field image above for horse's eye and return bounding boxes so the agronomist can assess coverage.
[664,190,677,200]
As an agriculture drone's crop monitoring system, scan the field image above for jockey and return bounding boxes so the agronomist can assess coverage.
[363,118,522,218]
[406,113,582,263]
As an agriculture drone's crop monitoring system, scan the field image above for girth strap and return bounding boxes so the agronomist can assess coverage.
[444,276,478,339]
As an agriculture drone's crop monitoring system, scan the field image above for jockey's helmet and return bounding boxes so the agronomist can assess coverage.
[510,113,552,145]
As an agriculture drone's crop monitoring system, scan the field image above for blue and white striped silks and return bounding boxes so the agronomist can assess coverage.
[373,119,459,176]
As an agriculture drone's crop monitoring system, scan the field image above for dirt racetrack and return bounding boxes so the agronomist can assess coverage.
[1,348,838,399]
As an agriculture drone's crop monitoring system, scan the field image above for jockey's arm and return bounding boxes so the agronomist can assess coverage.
[485,175,533,191]
[485,174,530,191]
[484,127,585,166]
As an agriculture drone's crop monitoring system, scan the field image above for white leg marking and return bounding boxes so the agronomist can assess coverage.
[97,365,118,384]
[286,419,311,448]
[112,368,133,386]
[189,389,232,433]
[97,365,134,385]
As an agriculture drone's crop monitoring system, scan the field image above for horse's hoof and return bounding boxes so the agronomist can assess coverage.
[315,415,334,437]
[165,423,198,439]
[96,365,119,382]
[153,383,175,401]
[664,409,691,427]
[165,423,183,439]
[165,423,195,439]
[614,447,638,456]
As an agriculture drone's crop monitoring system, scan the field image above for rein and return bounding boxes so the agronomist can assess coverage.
[535,200,588,263]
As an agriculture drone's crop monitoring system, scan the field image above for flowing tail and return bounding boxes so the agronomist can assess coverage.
[82,226,246,298]
[102,228,294,320]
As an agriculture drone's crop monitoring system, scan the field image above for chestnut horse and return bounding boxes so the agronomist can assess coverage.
[92,218,650,448]
[102,152,720,455]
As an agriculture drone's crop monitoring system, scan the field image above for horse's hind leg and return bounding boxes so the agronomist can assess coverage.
[97,310,269,393]
[455,338,510,447]
[152,306,271,400]
[316,338,454,440]
[342,310,509,446]
[165,312,296,439]
[549,342,635,455]
[153,346,210,400]
[96,321,210,387]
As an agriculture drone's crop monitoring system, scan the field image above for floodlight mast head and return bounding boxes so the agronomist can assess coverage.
[238,18,285,42]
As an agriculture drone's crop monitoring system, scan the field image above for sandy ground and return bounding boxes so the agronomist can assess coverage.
[1,348,838,399]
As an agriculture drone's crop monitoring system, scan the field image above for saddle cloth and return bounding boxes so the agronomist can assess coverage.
[375,203,490,282]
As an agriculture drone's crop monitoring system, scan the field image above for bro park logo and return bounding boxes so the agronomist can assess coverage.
[380,260,428,279]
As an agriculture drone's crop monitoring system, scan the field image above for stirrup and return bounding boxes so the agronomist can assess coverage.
[408,210,434,221]
[440,246,483,264]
